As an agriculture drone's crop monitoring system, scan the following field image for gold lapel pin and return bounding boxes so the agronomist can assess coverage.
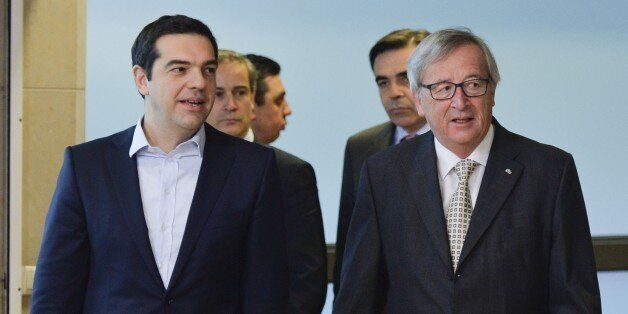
[505,169,512,174]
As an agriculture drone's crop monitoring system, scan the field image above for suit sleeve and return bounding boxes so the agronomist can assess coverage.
[333,160,386,314]
[333,139,355,296]
[549,155,601,313]
[282,162,327,314]
[242,150,290,313]
[31,147,90,313]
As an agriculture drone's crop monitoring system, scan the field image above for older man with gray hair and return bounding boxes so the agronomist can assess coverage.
[334,28,600,313]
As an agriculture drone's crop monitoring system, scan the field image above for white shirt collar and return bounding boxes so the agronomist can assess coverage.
[394,122,431,144]
[434,124,494,180]
[128,117,206,157]
[243,128,255,142]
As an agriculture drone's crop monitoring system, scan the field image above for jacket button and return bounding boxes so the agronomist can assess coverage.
[167,298,174,305]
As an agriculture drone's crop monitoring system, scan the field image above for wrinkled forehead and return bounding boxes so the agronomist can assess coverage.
[423,44,489,80]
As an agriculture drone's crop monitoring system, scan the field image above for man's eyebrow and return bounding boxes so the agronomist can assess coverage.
[164,59,217,68]
[375,75,388,82]
[397,71,408,78]
[274,91,286,102]
[164,60,191,68]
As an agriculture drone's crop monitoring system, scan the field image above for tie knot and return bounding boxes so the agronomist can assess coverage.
[400,133,416,143]
[454,159,478,181]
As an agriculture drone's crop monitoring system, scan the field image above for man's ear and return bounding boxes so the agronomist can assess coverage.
[251,98,259,115]
[132,65,149,96]
[250,97,257,121]
[412,89,425,116]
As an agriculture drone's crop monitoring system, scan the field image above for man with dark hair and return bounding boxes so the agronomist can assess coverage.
[334,28,600,312]
[246,54,292,144]
[32,15,288,313]
[333,28,430,295]
[207,50,327,314]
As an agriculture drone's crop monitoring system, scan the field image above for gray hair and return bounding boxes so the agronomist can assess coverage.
[407,28,500,95]
[218,49,259,92]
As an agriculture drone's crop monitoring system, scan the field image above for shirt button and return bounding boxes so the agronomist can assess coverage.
[161,225,166,232]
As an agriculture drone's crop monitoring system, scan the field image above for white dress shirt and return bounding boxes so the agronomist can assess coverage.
[394,122,431,144]
[243,127,255,142]
[128,118,205,288]
[435,124,494,215]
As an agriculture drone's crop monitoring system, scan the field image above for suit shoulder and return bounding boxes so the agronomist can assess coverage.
[214,130,275,159]
[69,126,135,157]
[509,131,573,163]
[347,122,393,145]
[271,147,310,167]
[370,130,431,162]
[270,147,315,181]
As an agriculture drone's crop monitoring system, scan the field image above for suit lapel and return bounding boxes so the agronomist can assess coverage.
[106,127,163,289]
[167,126,236,290]
[365,122,395,157]
[400,132,453,272]
[457,123,523,268]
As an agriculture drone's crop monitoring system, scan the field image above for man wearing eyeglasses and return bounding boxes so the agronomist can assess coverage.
[333,28,600,313]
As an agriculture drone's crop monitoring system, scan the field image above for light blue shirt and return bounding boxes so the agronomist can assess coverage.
[394,122,431,145]
[128,118,205,288]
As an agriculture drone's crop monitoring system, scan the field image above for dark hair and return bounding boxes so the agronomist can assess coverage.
[131,15,218,81]
[245,54,280,107]
[368,28,430,69]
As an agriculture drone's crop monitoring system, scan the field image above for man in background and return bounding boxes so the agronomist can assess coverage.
[208,50,327,314]
[246,54,292,144]
[333,29,431,295]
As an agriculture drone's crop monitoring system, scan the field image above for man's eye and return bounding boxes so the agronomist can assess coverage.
[236,90,248,97]
[171,67,186,74]
[215,91,224,98]
[377,80,389,88]
[400,76,409,85]
[466,81,479,88]
[432,84,450,93]
[204,67,217,75]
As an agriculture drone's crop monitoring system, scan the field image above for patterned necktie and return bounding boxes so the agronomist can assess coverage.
[447,159,478,271]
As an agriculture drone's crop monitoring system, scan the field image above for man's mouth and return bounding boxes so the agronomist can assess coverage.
[390,107,411,113]
[179,98,207,112]
[179,98,205,107]
[452,117,473,124]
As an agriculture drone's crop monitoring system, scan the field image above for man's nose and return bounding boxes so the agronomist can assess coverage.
[225,94,237,111]
[187,68,207,90]
[450,85,469,110]
[283,101,292,116]
[388,82,404,99]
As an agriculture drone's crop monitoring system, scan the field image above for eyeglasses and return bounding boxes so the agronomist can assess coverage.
[421,78,491,100]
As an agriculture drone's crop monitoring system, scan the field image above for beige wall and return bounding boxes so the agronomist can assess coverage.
[20,0,85,311]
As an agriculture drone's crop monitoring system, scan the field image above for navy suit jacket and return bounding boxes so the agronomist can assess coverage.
[272,147,327,314]
[334,121,600,313]
[32,124,289,313]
